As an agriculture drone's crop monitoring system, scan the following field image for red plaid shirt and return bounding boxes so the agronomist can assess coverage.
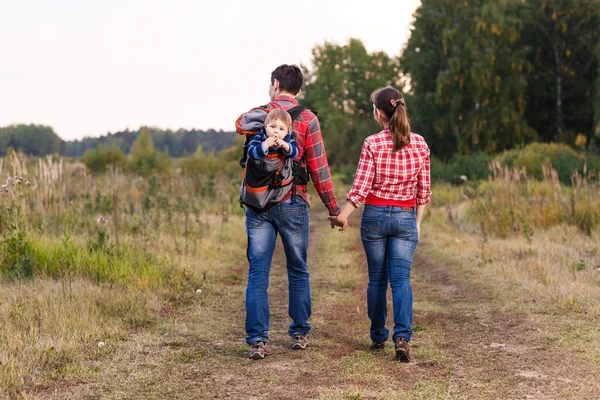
[347,129,431,208]
[269,95,340,216]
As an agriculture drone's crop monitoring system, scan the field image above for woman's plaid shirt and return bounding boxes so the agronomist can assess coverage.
[346,129,431,208]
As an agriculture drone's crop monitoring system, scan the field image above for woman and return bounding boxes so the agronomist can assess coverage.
[329,86,431,362]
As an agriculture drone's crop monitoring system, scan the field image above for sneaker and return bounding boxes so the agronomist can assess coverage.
[249,341,271,360]
[394,338,411,362]
[291,334,310,350]
[370,341,386,350]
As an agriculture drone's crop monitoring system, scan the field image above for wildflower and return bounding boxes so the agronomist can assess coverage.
[196,289,202,294]
[97,341,105,348]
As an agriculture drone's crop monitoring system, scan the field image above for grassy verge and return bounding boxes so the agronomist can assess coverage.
[0,212,247,397]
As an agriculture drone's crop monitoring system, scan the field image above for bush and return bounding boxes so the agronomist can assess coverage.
[129,128,171,177]
[494,143,583,184]
[430,153,492,183]
[80,145,127,174]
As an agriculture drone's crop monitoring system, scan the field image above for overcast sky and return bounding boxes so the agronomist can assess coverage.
[0,0,421,140]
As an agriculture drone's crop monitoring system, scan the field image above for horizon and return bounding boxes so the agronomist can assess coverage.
[0,0,421,141]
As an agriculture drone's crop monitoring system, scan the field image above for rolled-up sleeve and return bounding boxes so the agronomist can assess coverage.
[346,139,375,208]
[416,144,431,205]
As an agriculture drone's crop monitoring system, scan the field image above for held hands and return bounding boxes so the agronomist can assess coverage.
[328,215,348,232]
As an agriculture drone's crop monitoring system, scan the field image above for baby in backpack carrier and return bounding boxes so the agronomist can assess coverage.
[247,109,299,160]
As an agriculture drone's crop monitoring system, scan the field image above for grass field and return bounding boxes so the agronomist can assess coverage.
[1,153,599,399]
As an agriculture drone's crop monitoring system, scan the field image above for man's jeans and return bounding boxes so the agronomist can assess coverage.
[245,198,311,345]
[360,205,419,343]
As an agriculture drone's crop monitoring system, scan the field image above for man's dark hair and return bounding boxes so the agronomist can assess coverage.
[271,64,303,95]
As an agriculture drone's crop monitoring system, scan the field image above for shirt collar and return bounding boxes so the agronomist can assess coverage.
[273,95,298,104]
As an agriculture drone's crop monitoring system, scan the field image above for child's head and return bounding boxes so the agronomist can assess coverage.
[264,109,292,140]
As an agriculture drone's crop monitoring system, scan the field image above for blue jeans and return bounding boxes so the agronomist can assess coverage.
[245,198,311,345]
[360,205,419,343]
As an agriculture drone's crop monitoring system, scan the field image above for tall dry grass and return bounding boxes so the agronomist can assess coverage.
[463,160,600,238]
[0,151,248,395]
[428,162,600,360]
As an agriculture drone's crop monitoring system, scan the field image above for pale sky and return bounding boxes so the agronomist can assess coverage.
[0,0,421,140]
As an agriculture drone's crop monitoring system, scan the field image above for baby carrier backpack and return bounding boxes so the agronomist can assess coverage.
[235,105,309,210]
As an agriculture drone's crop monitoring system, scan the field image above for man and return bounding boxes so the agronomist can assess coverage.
[243,64,340,359]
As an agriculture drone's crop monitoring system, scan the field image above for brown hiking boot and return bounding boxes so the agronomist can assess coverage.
[395,338,411,362]
[291,334,310,350]
[249,341,271,360]
[370,341,386,350]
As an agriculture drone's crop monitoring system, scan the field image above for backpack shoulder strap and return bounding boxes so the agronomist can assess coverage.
[286,105,318,121]
[287,105,306,121]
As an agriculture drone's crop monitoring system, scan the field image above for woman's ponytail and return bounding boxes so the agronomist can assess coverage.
[371,86,411,152]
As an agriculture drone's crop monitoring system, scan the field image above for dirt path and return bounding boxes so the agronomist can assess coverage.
[34,211,599,400]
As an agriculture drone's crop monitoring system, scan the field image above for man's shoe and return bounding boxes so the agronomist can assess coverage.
[249,341,271,360]
[370,341,386,350]
[291,335,310,350]
[394,338,411,362]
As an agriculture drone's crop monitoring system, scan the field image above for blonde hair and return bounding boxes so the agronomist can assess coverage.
[370,86,411,152]
[265,109,292,130]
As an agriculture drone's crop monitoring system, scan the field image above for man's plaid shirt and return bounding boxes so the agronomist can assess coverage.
[346,129,431,208]
[269,95,340,216]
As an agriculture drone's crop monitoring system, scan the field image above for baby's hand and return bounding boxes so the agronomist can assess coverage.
[262,136,277,152]
[275,138,290,152]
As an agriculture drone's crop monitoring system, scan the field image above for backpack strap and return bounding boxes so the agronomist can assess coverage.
[284,105,315,203]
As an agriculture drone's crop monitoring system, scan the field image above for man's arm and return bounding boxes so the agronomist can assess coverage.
[303,114,340,216]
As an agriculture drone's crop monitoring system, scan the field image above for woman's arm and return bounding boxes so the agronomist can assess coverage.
[328,201,356,230]
[416,204,426,239]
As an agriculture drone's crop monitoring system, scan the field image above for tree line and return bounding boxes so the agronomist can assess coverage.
[0,125,236,158]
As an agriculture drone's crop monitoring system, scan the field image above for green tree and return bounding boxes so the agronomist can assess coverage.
[401,0,533,158]
[129,127,171,177]
[520,0,600,145]
[0,124,60,156]
[301,39,401,166]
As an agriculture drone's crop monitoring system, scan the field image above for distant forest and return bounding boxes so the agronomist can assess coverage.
[0,124,237,158]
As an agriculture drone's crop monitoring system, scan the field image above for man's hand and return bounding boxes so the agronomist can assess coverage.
[328,215,348,232]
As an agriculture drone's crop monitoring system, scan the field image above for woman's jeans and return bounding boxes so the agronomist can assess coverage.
[245,198,311,345]
[360,205,419,343]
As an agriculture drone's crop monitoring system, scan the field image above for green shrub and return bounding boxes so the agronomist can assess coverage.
[430,153,491,183]
[495,143,583,184]
[129,128,172,177]
[80,145,127,174]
